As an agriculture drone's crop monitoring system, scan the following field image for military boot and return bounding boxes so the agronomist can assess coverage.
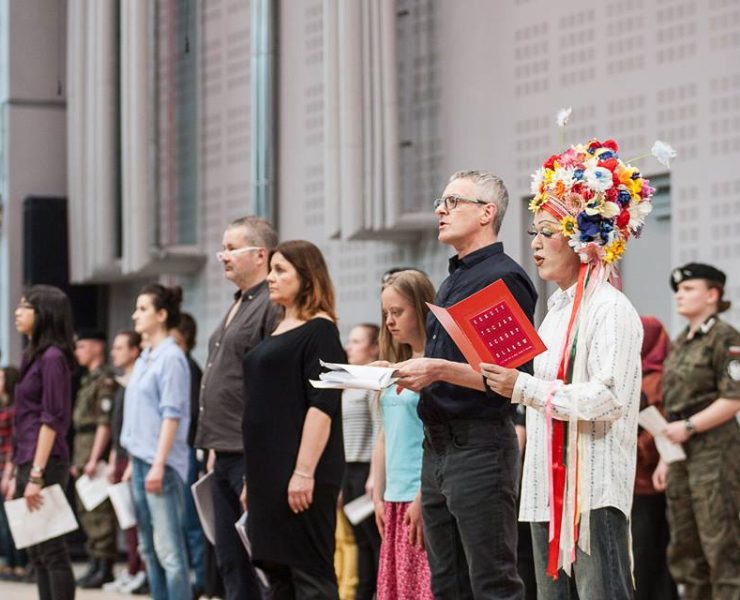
[79,559,114,589]
[75,558,99,586]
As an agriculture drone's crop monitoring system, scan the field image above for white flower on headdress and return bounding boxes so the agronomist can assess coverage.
[584,194,620,218]
[650,140,677,168]
[584,166,614,192]
[628,201,653,230]
[556,107,572,128]
[530,167,545,195]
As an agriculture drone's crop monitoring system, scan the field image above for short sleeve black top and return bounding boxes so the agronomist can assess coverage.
[242,317,346,574]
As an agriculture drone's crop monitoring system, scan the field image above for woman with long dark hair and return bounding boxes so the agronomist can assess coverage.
[242,240,346,598]
[120,284,191,600]
[6,285,76,600]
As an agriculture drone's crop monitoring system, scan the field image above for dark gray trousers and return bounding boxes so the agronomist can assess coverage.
[421,419,524,600]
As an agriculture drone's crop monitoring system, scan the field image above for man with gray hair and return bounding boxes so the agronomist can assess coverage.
[195,216,280,599]
[395,171,537,599]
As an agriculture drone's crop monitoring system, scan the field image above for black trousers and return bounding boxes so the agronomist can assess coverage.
[213,452,263,599]
[422,419,524,600]
[631,494,678,600]
[262,562,339,600]
[342,462,381,600]
[16,457,76,600]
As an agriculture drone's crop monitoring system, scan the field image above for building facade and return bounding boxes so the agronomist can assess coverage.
[1,0,738,364]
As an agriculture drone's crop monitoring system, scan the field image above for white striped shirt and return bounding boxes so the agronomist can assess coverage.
[342,389,380,463]
[513,281,642,522]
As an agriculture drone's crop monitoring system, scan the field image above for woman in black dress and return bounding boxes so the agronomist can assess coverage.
[243,240,345,599]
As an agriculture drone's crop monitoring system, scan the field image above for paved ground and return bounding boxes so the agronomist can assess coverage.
[0,564,135,599]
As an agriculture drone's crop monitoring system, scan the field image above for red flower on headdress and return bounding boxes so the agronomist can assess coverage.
[605,188,619,203]
[543,154,559,170]
[617,209,631,228]
[602,139,619,153]
[598,158,619,172]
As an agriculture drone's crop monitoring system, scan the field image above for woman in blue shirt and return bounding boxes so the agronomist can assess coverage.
[121,284,191,600]
[372,270,435,600]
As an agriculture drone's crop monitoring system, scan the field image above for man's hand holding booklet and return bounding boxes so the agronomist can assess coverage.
[428,278,546,371]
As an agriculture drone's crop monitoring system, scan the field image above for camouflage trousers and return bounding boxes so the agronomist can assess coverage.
[666,419,740,600]
[75,486,117,561]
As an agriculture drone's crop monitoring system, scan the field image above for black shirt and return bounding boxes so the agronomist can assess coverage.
[418,242,537,424]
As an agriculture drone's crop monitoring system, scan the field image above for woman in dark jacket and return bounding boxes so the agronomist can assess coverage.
[7,285,76,600]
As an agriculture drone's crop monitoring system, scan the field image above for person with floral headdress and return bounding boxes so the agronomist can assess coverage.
[482,135,663,599]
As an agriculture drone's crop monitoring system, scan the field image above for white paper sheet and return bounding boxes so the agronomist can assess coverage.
[191,472,216,545]
[235,512,270,588]
[75,461,110,511]
[5,484,79,549]
[107,481,137,530]
[343,493,375,525]
[638,406,687,463]
[309,360,396,391]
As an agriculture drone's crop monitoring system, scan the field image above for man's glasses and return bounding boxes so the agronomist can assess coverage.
[216,246,263,261]
[526,226,561,240]
[433,195,490,212]
[16,302,34,310]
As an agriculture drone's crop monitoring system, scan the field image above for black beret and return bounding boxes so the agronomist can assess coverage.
[76,329,107,342]
[670,263,726,292]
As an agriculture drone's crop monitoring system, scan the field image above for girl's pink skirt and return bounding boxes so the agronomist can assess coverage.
[377,501,434,600]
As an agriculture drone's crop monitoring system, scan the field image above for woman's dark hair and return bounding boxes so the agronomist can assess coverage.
[0,366,20,407]
[271,240,337,322]
[175,312,197,353]
[138,284,183,329]
[22,285,75,372]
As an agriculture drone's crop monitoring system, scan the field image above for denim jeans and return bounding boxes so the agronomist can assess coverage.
[530,507,634,600]
[131,457,190,600]
[422,419,524,599]
[183,448,205,588]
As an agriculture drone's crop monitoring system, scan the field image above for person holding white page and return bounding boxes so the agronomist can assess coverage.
[631,317,678,600]
[104,330,146,594]
[372,270,435,600]
[120,284,191,600]
[653,264,740,600]
[339,323,381,600]
[6,285,76,600]
[242,240,345,598]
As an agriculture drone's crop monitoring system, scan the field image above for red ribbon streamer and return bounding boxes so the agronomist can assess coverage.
[547,263,588,578]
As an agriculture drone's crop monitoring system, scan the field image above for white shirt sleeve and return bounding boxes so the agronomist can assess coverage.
[512,293,642,422]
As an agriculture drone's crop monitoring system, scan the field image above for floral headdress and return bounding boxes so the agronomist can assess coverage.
[529,111,675,272]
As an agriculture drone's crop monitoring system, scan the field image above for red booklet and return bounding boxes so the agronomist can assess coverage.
[427,279,546,371]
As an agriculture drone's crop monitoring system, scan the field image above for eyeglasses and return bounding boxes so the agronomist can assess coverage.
[526,226,561,240]
[216,246,263,261]
[433,195,490,212]
[16,302,34,310]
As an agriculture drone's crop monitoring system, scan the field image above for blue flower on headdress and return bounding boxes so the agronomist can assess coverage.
[577,212,601,242]
[599,219,614,244]
[617,189,631,207]
[573,168,585,180]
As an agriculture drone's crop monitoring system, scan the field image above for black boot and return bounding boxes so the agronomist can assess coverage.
[75,558,99,586]
[80,558,114,589]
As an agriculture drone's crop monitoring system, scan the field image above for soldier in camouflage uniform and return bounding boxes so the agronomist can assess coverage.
[654,263,740,600]
[72,330,118,589]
